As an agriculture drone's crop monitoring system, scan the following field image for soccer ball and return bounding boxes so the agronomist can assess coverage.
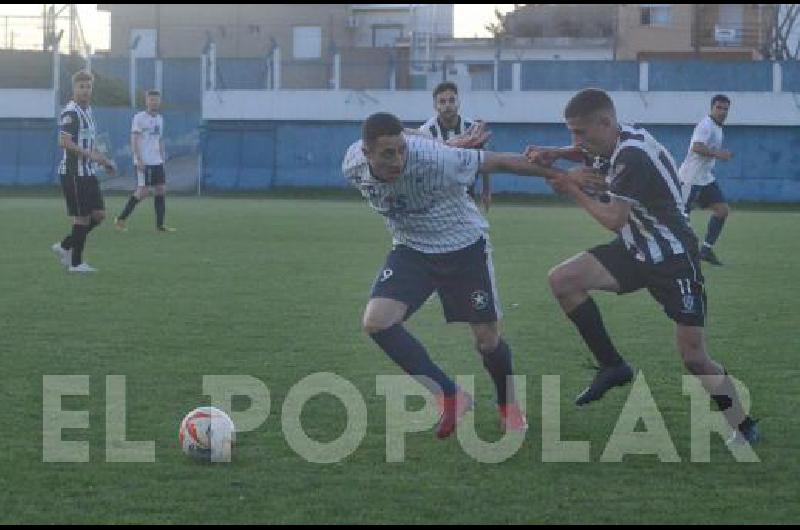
[178,406,236,463]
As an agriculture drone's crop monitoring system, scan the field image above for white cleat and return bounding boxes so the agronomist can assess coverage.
[68,263,98,273]
[51,243,72,267]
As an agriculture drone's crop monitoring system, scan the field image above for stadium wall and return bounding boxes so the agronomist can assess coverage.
[200,121,800,201]
[2,55,799,200]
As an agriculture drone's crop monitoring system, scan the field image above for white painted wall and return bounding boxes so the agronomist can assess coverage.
[203,89,800,126]
[0,89,56,119]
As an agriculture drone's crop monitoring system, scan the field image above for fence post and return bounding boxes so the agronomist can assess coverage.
[773,61,782,93]
[639,61,649,92]
[274,47,281,90]
[334,53,341,90]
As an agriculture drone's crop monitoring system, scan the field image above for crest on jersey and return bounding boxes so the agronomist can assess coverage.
[61,115,73,125]
[469,290,490,311]
[682,295,695,313]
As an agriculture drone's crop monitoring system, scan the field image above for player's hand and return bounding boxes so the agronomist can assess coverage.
[563,166,608,192]
[524,145,562,168]
[449,121,490,149]
[87,149,106,163]
[547,171,579,196]
[101,157,117,176]
[717,149,733,161]
[481,190,491,212]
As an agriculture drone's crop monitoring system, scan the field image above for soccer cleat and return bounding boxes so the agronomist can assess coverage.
[700,247,723,266]
[157,225,176,233]
[68,263,98,273]
[726,417,761,447]
[114,217,128,232]
[498,402,528,433]
[435,389,473,439]
[51,242,72,267]
[575,362,634,406]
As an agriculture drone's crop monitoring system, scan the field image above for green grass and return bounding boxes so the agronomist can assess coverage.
[1,196,798,523]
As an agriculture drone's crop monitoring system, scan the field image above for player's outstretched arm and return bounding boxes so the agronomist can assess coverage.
[550,168,631,231]
[524,145,587,167]
[480,152,605,190]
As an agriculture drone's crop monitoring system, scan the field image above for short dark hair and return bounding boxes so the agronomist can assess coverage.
[362,112,403,146]
[711,94,730,107]
[564,88,615,119]
[146,89,161,97]
[71,69,94,84]
[433,81,458,99]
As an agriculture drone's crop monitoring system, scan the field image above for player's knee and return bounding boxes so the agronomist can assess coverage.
[682,355,710,376]
[680,345,710,375]
[715,203,730,219]
[475,334,499,355]
[92,211,106,223]
[548,265,578,298]
[362,315,396,336]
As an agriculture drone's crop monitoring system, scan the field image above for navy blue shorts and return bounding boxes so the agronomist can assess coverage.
[370,237,501,323]
[589,238,707,327]
[685,181,726,213]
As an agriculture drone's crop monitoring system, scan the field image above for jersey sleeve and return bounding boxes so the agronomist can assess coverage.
[690,120,712,146]
[131,113,143,134]
[608,147,650,204]
[437,143,482,186]
[59,110,79,139]
[342,140,369,187]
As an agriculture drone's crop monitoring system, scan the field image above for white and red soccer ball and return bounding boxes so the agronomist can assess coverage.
[178,406,236,463]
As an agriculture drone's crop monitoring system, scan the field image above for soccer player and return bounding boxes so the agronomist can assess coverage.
[51,70,116,273]
[678,95,733,266]
[529,89,758,445]
[115,89,175,232]
[343,112,600,439]
[420,82,492,211]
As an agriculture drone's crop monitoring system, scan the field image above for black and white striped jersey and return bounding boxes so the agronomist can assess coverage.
[606,124,698,264]
[419,115,474,143]
[58,101,97,177]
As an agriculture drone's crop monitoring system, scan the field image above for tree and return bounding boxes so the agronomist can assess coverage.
[485,6,511,39]
[765,5,800,60]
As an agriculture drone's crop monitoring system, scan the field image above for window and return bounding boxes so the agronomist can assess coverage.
[372,25,403,48]
[293,26,322,59]
[640,5,672,27]
[468,64,494,91]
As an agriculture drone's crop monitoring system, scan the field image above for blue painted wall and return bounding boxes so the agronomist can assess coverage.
[521,61,639,91]
[200,120,800,201]
[0,119,58,185]
[782,61,800,93]
[649,61,773,92]
[0,110,200,186]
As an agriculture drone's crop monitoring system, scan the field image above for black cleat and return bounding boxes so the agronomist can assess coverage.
[575,362,634,406]
[700,247,723,266]
[727,417,761,446]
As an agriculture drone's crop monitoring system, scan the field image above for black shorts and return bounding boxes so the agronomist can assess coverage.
[137,165,166,187]
[60,173,104,217]
[589,238,707,327]
[370,237,501,323]
[685,181,726,212]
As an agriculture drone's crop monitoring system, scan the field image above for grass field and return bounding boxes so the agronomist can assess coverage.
[1,195,798,523]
